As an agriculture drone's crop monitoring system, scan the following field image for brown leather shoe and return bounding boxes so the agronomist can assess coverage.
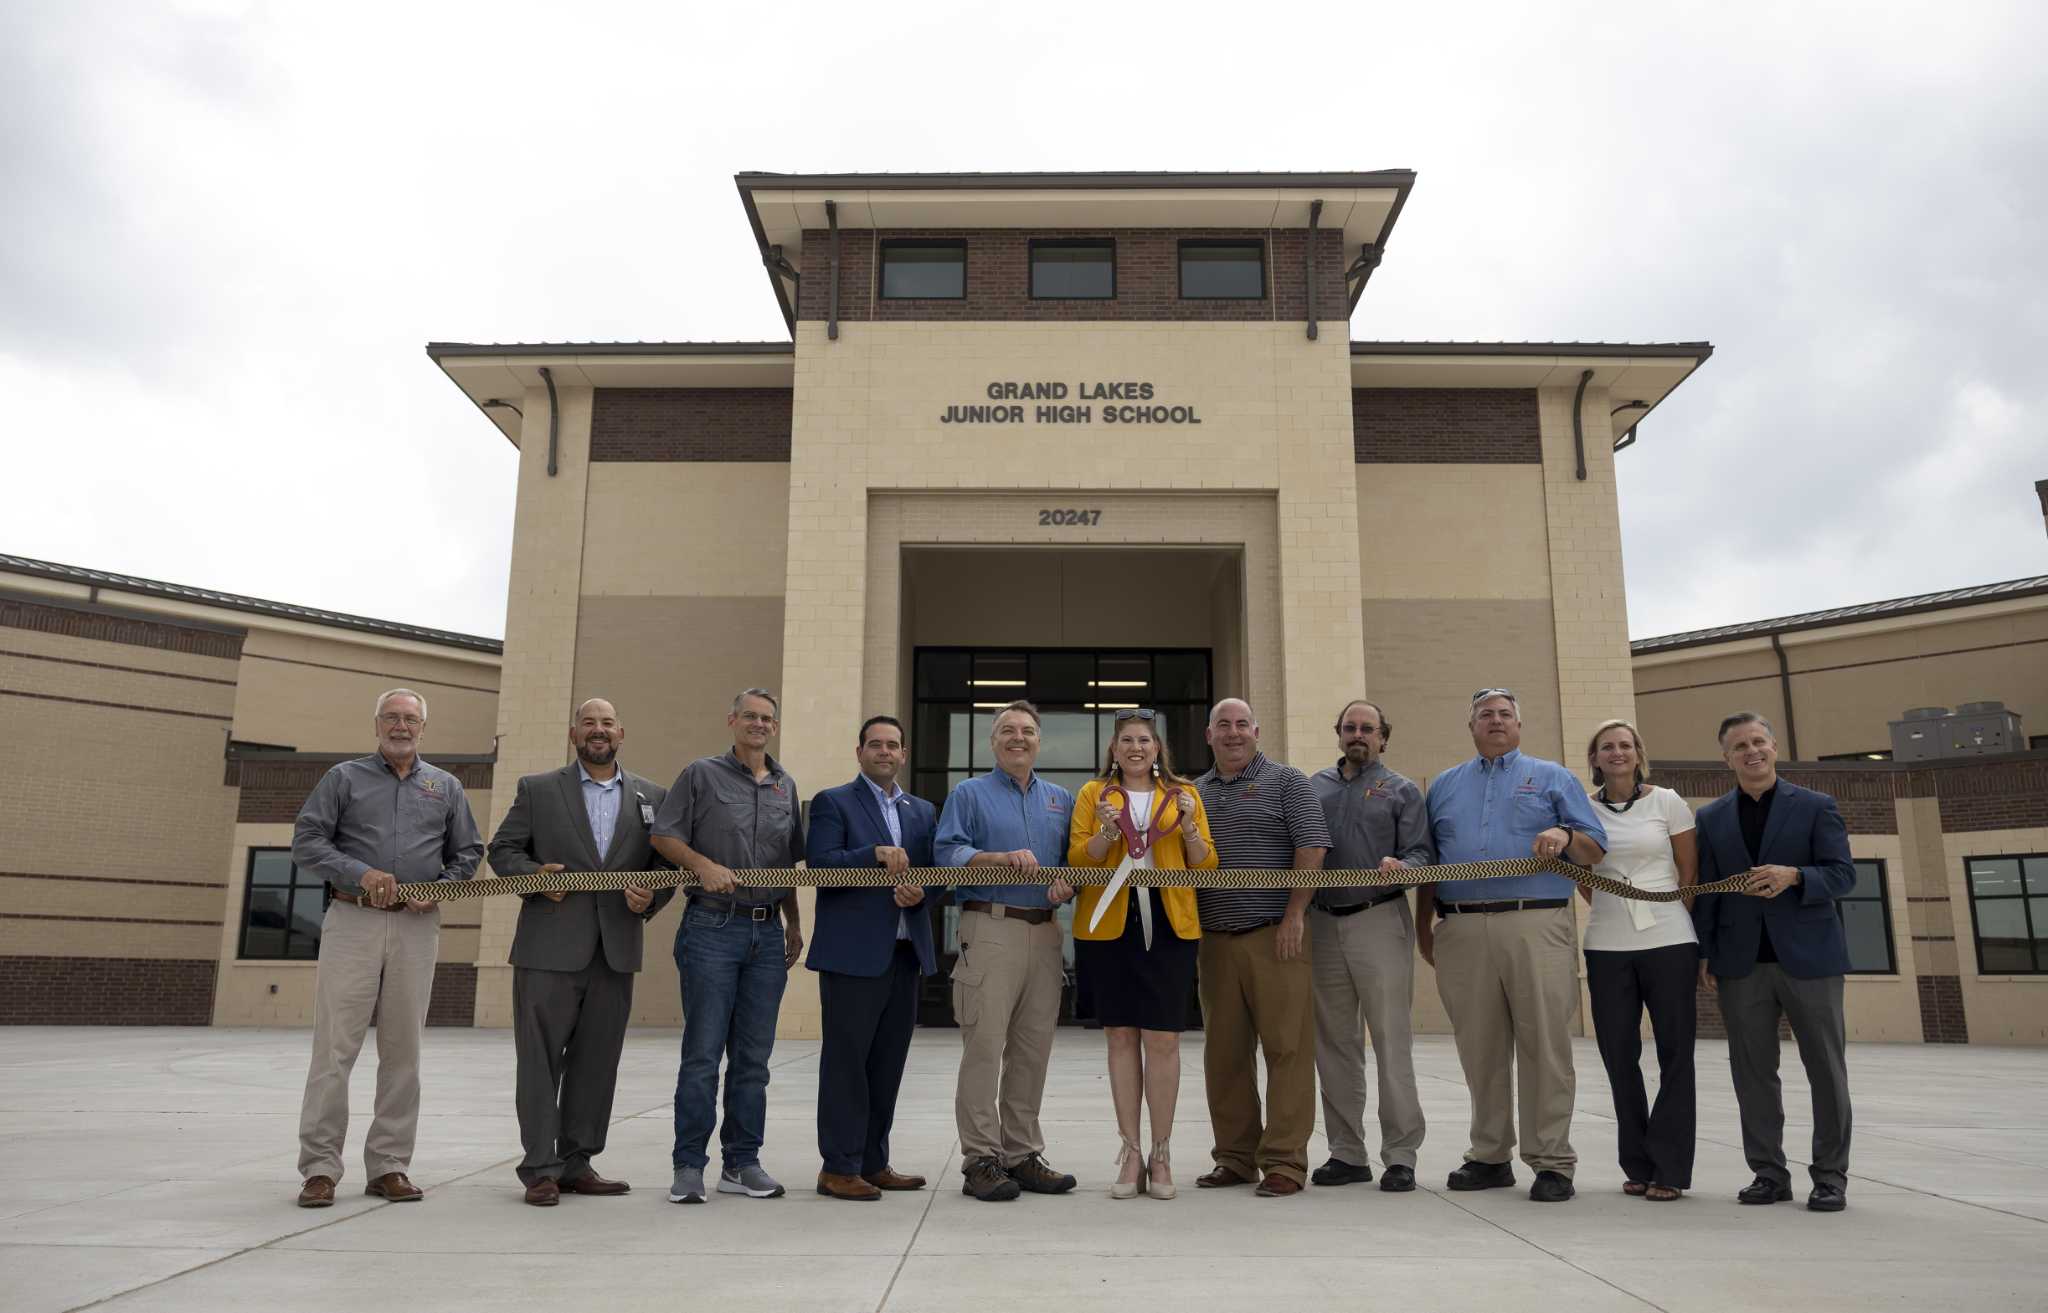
[524,1178,560,1207]
[365,1172,423,1202]
[1196,1164,1254,1189]
[560,1172,630,1196]
[1255,1173,1303,1197]
[297,1176,335,1208]
[862,1167,926,1191]
[817,1171,882,1201]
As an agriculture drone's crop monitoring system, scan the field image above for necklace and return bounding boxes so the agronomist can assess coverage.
[1597,784,1644,814]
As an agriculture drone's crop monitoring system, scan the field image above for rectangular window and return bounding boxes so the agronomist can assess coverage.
[239,847,326,960]
[1030,239,1115,299]
[1966,854,2048,974]
[1179,240,1265,299]
[1838,859,1897,974]
[879,240,966,299]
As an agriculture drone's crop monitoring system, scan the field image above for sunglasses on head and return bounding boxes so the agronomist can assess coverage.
[1113,708,1158,722]
[1471,688,1516,704]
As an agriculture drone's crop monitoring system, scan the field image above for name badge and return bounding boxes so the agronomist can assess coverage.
[639,802,656,825]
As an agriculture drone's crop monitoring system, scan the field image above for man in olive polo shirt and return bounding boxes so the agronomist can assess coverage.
[1308,699,1433,1193]
[651,688,806,1206]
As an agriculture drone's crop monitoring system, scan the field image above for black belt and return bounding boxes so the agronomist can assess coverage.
[1438,898,1569,915]
[688,894,782,922]
[1318,888,1406,917]
[959,900,1054,926]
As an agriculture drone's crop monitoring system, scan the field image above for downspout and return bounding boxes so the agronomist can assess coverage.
[825,199,839,342]
[1305,199,1323,341]
[1570,368,1593,481]
[538,366,560,478]
[1771,633,1802,760]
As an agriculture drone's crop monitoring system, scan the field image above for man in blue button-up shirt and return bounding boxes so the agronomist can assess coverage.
[934,700,1078,1202]
[1420,689,1606,1204]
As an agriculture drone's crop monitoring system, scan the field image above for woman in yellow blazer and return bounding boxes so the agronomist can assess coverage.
[1068,708,1217,1200]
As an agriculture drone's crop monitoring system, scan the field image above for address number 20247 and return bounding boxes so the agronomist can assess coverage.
[1038,509,1103,526]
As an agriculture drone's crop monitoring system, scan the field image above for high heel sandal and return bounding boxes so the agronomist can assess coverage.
[1111,1136,1146,1199]
[1146,1138,1176,1200]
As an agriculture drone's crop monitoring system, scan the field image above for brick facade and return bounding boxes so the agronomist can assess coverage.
[428,962,477,1026]
[1352,389,1543,463]
[0,955,218,1024]
[796,229,1348,323]
[1916,973,1970,1043]
[1660,757,2043,835]
[589,388,794,462]
[0,595,244,660]
[230,755,495,823]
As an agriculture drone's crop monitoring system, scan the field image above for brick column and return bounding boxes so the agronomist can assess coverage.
[472,383,593,1026]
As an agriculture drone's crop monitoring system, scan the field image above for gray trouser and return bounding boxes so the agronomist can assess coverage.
[297,898,440,1182]
[514,957,634,1186]
[1310,898,1426,1168]
[1718,964,1852,1190]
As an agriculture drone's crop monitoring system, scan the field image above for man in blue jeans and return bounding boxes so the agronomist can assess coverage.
[651,688,806,1205]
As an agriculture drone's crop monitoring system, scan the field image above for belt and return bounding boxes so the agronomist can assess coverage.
[1221,918,1284,936]
[959,900,1054,926]
[1318,887,1406,917]
[688,894,781,922]
[331,891,407,912]
[1438,898,1570,914]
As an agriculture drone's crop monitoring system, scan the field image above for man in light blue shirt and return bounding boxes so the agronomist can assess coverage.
[1420,689,1606,1204]
[934,700,1077,1202]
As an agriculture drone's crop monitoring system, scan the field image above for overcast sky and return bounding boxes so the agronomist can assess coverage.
[5,1,2042,642]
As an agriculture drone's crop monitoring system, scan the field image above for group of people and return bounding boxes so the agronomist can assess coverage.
[288,684,1859,1217]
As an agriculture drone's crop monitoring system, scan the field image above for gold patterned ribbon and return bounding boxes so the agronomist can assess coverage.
[394,858,1751,903]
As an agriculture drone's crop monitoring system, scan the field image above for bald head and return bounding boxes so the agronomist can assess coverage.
[1206,698,1259,773]
[571,697,623,772]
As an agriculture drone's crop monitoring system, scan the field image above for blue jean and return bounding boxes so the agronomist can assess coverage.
[672,902,789,1171]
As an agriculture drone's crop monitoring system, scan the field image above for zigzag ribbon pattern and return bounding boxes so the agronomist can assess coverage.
[395,858,1752,903]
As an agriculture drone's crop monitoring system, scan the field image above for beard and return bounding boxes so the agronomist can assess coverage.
[578,738,617,766]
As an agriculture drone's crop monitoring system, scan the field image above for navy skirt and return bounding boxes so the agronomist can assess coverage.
[1074,887,1198,1031]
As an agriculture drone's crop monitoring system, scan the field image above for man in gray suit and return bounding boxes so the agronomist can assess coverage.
[488,697,674,1206]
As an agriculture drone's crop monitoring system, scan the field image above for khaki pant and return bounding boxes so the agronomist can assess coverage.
[297,898,440,1182]
[1197,924,1316,1185]
[1310,898,1426,1169]
[952,907,1064,1167]
[1432,904,1578,1175]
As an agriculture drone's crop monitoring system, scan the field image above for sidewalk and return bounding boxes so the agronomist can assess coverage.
[2,1027,2044,1311]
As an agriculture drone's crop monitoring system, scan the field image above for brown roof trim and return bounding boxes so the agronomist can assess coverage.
[426,341,794,359]
[1632,575,2048,655]
[0,554,503,654]
[1350,341,1713,359]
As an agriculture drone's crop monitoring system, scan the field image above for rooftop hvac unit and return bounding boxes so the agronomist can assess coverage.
[1887,701,2025,760]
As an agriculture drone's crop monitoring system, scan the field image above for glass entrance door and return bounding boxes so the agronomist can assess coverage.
[910,647,1213,1025]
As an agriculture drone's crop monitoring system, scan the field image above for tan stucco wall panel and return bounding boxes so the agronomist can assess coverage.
[234,629,499,755]
[1355,465,1552,601]
[581,464,792,599]
[1358,598,1564,784]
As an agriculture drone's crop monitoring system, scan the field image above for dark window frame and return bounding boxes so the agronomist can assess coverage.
[238,846,327,961]
[1964,852,2048,975]
[878,238,969,301]
[1839,858,1898,974]
[1178,237,1268,300]
[1028,238,1117,300]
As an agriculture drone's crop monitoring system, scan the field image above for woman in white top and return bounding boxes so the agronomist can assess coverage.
[1580,718,1699,1201]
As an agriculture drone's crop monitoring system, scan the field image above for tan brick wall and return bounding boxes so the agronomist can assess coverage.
[1943,824,2048,1044]
[580,464,792,599]
[1356,598,1564,783]
[233,629,499,755]
[473,385,595,1026]
[1354,466,1551,601]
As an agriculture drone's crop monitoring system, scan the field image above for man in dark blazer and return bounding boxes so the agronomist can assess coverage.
[804,714,939,1201]
[488,697,674,1206]
[1693,710,1857,1213]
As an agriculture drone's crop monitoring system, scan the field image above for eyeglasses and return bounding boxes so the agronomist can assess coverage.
[1113,708,1158,722]
[1470,688,1516,704]
[377,713,424,728]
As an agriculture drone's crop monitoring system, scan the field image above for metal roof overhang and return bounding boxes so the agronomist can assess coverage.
[1349,341,1714,444]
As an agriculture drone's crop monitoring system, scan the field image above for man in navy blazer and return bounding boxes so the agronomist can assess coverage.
[805,714,939,1201]
[1693,711,1857,1212]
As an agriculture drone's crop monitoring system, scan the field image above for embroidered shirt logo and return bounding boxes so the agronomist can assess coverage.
[418,779,442,798]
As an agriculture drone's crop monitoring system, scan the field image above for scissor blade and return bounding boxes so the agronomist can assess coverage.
[1087,855,1136,934]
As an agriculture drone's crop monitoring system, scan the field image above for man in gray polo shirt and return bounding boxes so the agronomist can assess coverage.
[651,688,806,1206]
[1193,698,1331,1198]
[1307,699,1432,1194]
[292,688,483,1208]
